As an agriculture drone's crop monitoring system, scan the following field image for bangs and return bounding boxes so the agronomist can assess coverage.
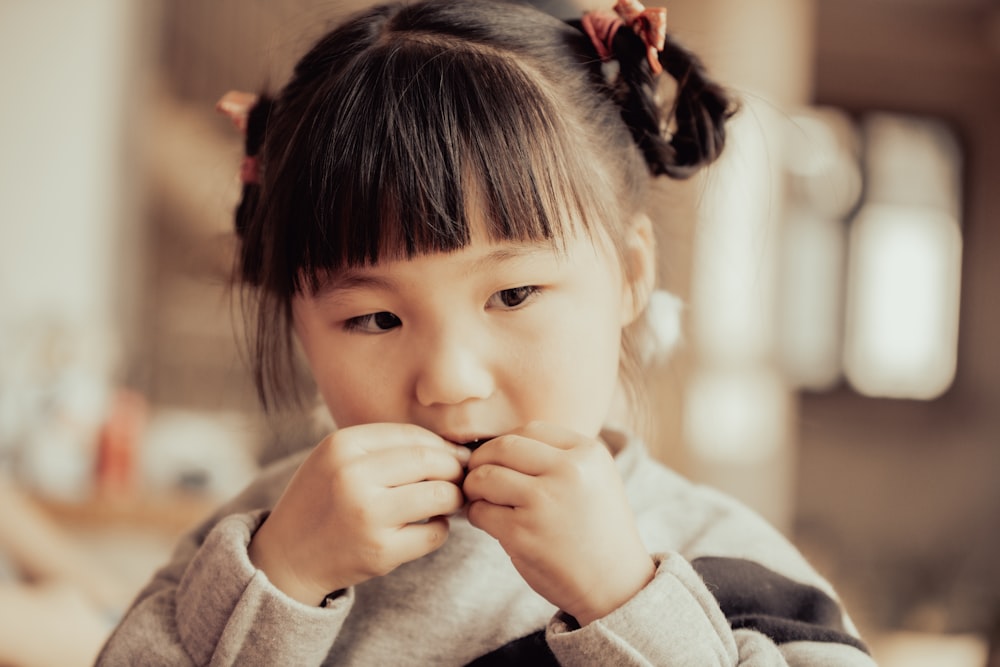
[270,35,603,295]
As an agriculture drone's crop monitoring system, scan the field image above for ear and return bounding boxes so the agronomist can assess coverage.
[620,212,657,326]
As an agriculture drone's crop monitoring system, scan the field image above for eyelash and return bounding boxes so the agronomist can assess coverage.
[341,286,541,333]
[343,311,401,333]
[487,285,541,309]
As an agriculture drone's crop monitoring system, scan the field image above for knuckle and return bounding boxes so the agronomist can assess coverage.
[328,459,352,488]
[426,520,448,548]
[348,502,375,530]
[575,438,611,466]
[584,437,612,460]
[524,482,548,507]
[358,539,396,578]
[431,481,455,506]
[318,432,351,464]
[316,432,337,453]
[465,465,482,486]
[490,434,519,457]
[332,462,367,502]
[466,464,497,491]
[561,455,592,485]
[465,500,485,528]
[409,445,433,469]
[522,420,547,436]
[501,521,532,555]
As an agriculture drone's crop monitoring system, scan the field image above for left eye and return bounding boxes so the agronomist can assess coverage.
[487,286,539,309]
[343,311,402,333]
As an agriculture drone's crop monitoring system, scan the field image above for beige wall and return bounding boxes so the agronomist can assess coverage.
[0,1,144,364]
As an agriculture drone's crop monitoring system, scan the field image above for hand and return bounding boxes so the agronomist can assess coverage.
[249,423,469,605]
[463,422,655,626]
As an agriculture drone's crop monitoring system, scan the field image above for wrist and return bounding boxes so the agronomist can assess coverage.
[248,521,328,606]
[571,553,656,626]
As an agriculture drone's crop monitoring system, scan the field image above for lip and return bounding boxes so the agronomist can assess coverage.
[460,438,491,451]
[443,435,495,451]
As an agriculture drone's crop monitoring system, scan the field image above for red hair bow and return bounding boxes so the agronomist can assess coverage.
[216,90,261,185]
[581,0,668,75]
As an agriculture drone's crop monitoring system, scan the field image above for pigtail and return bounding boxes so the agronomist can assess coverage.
[572,18,737,178]
[654,35,736,177]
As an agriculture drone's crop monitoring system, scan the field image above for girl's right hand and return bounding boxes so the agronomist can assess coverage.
[247,423,469,606]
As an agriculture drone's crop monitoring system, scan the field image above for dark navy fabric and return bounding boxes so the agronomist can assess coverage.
[466,555,867,665]
[691,556,869,653]
[465,629,559,667]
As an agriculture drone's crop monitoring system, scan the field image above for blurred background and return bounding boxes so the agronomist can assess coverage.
[1,0,998,665]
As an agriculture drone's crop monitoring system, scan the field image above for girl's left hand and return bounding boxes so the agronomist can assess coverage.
[463,422,656,626]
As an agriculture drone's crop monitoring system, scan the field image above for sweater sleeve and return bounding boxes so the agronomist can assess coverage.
[95,509,352,666]
[96,448,356,666]
[544,552,877,666]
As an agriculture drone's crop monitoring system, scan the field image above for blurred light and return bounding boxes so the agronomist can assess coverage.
[783,109,863,220]
[683,365,794,531]
[777,109,860,390]
[777,211,846,390]
[862,114,961,218]
[844,204,962,399]
[687,99,795,533]
[843,114,963,400]
[684,367,789,464]
[692,102,781,367]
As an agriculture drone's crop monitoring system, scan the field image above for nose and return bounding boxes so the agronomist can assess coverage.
[413,326,495,407]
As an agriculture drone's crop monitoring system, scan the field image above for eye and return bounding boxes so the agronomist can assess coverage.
[344,311,401,333]
[487,286,540,309]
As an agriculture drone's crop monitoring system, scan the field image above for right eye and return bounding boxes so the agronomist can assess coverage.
[486,285,540,310]
[343,311,401,333]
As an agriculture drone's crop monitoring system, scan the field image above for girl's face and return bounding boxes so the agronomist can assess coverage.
[292,214,642,446]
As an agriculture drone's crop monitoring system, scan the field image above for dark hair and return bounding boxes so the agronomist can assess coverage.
[234,0,735,409]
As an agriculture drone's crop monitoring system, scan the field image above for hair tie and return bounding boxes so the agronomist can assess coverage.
[239,156,260,185]
[582,0,668,75]
[216,90,262,185]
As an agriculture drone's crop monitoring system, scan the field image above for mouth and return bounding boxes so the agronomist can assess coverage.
[457,437,492,451]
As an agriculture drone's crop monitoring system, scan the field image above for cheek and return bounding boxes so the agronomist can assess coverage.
[295,323,401,427]
[315,350,407,424]
[515,296,625,430]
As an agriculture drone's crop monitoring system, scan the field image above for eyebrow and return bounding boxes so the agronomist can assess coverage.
[312,272,397,300]
[471,242,560,273]
[312,241,561,299]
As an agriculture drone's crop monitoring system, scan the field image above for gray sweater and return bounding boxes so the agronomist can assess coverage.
[97,430,876,666]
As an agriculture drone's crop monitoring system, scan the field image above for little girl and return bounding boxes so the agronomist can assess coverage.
[99,1,875,664]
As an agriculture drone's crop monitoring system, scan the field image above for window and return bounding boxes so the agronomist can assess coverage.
[778,111,963,399]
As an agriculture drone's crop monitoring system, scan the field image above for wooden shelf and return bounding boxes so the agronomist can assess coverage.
[35,492,217,537]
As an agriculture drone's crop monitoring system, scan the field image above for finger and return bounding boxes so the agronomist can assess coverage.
[338,422,469,460]
[463,464,536,507]
[468,434,559,476]
[391,516,451,562]
[362,445,467,487]
[387,481,465,524]
[465,499,515,538]
[512,421,585,451]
